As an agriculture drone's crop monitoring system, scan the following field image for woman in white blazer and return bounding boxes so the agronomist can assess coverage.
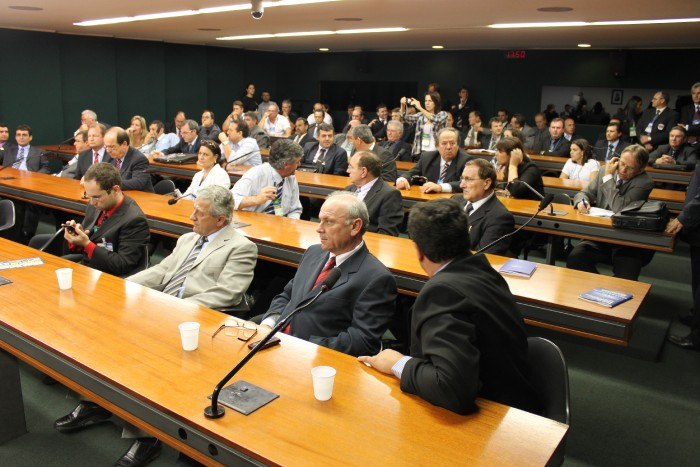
[183,139,231,198]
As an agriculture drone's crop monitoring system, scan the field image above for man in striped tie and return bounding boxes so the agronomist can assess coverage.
[231,138,303,218]
[258,192,397,357]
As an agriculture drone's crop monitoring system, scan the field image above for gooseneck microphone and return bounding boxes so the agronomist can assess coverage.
[167,192,194,205]
[204,268,342,419]
[224,150,256,170]
[476,193,555,254]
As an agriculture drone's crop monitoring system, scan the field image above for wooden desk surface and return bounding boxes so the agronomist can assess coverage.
[0,168,652,345]
[0,239,567,465]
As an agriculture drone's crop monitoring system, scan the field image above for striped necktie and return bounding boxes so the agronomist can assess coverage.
[12,147,25,169]
[465,202,474,215]
[439,162,449,183]
[264,179,285,214]
[162,236,207,296]
[93,151,100,164]
[114,158,122,171]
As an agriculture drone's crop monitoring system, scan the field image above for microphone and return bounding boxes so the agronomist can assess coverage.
[476,193,555,254]
[497,181,565,216]
[167,192,194,205]
[224,150,256,170]
[204,268,342,419]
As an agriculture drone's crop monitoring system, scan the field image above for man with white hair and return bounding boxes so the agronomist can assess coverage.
[259,103,292,137]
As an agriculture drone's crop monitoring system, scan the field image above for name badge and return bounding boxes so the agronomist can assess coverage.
[657,123,665,131]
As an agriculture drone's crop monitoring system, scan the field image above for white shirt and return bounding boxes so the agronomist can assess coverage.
[183,164,232,198]
[307,112,333,126]
[562,158,600,182]
[466,191,495,214]
[263,115,291,137]
[221,137,262,166]
[354,177,379,201]
[231,162,302,219]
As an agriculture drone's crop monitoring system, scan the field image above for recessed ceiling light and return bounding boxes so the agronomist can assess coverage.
[8,5,43,10]
[490,21,586,28]
[319,47,329,51]
[537,7,573,12]
[334,17,363,21]
[217,27,408,40]
[432,45,444,49]
[198,28,221,31]
[578,43,591,47]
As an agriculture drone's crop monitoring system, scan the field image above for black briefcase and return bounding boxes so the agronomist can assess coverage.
[611,200,669,232]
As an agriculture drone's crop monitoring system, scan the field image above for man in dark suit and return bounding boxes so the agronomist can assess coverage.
[381,120,413,162]
[358,198,541,415]
[637,91,680,151]
[0,123,12,159]
[679,82,700,145]
[155,119,200,156]
[594,122,630,161]
[532,117,571,156]
[104,127,154,192]
[349,124,397,182]
[291,117,314,148]
[568,144,655,280]
[307,108,325,140]
[301,123,347,175]
[368,103,389,141]
[480,117,504,151]
[60,162,150,277]
[345,151,403,236]
[563,117,579,142]
[648,125,698,168]
[396,127,471,193]
[72,123,112,180]
[451,159,514,255]
[667,161,700,351]
[260,192,397,357]
[163,111,186,136]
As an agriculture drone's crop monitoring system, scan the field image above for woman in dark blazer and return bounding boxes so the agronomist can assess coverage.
[494,137,544,200]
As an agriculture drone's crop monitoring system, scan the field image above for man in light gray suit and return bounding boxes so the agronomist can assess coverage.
[129,185,257,309]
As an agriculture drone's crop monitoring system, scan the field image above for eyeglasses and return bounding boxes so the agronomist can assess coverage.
[212,318,258,342]
[460,177,483,183]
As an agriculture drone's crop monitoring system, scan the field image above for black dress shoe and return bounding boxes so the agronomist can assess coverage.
[114,438,162,467]
[668,334,700,351]
[54,402,112,433]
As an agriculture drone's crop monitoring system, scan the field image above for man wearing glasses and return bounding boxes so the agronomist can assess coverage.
[451,158,514,255]
[153,119,201,156]
[103,127,154,193]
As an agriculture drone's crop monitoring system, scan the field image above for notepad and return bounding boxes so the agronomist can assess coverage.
[586,207,614,218]
[499,259,537,278]
[579,287,633,308]
[0,257,44,270]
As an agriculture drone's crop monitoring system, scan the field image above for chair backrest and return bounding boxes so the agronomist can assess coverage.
[528,337,570,424]
[132,244,150,274]
[0,199,15,231]
[153,179,176,195]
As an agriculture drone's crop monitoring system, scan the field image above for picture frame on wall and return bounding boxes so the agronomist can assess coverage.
[611,89,624,106]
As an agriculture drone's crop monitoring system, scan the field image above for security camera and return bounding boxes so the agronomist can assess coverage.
[251,0,264,19]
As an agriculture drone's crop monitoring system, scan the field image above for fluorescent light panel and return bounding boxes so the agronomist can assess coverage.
[490,17,700,28]
[218,27,408,41]
[75,0,340,27]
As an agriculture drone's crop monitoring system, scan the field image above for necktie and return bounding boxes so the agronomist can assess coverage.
[114,158,122,171]
[670,149,677,160]
[439,162,449,182]
[607,143,614,161]
[550,139,557,152]
[283,256,337,335]
[162,236,207,296]
[316,148,327,164]
[186,143,193,153]
[93,151,100,165]
[616,179,624,190]
[264,179,284,214]
[465,202,474,215]
[12,147,25,169]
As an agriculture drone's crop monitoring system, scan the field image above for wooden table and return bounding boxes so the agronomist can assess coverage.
[0,169,652,345]
[0,239,567,465]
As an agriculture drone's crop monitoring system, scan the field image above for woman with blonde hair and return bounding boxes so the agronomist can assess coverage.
[127,115,148,149]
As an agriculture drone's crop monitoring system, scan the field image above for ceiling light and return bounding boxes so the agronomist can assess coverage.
[75,0,341,27]
[536,7,573,12]
[217,27,408,40]
[334,17,363,21]
[489,21,586,28]
[591,18,700,26]
[8,5,43,11]
[432,45,444,49]
[489,17,700,29]
[319,48,330,51]
[198,28,221,31]
[577,43,591,48]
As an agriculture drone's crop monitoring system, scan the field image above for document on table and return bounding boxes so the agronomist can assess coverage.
[585,207,614,218]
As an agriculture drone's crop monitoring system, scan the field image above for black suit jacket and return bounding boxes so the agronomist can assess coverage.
[452,194,514,255]
[264,243,397,356]
[480,134,503,151]
[648,144,698,168]
[680,104,700,139]
[381,140,413,162]
[369,119,388,140]
[73,148,113,180]
[292,133,314,148]
[113,147,154,192]
[401,253,541,415]
[79,196,150,277]
[402,150,471,192]
[370,144,397,183]
[2,146,50,173]
[679,162,700,246]
[162,136,201,155]
[507,161,545,200]
[593,139,630,162]
[344,180,404,236]
[532,135,571,156]
[636,107,680,147]
[302,142,348,176]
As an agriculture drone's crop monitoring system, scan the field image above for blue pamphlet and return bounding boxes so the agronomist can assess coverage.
[499,259,537,278]
[579,287,633,308]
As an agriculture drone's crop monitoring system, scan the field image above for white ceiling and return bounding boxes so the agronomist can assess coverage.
[2,0,700,52]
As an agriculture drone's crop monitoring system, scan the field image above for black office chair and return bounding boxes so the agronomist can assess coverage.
[130,244,150,275]
[215,293,255,319]
[37,228,66,255]
[0,199,15,232]
[153,179,176,195]
[527,337,570,466]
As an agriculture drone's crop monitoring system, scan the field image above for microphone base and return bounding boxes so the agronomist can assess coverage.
[204,404,225,419]
[207,380,279,416]
[544,210,568,216]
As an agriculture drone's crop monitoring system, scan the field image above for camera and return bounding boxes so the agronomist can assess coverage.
[251,0,264,19]
[406,98,415,106]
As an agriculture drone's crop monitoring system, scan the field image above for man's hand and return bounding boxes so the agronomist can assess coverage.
[63,221,90,247]
[577,200,590,214]
[666,218,683,235]
[658,154,675,165]
[257,186,277,204]
[218,132,229,144]
[395,177,411,190]
[358,349,405,375]
[605,156,619,175]
[421,181,442,193]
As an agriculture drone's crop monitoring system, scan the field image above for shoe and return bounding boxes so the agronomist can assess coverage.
[679,313,694,327]
[668,334,700,351]
[114,438,162,467]
[54,402,112,433]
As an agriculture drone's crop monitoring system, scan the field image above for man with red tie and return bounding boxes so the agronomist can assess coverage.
[73,123,111,181]
[259,192,397,357]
